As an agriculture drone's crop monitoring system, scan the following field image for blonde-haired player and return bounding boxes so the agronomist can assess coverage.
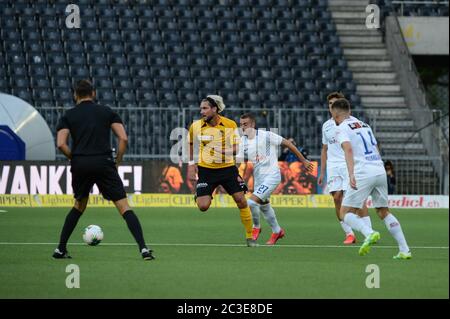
[187,95,256,246]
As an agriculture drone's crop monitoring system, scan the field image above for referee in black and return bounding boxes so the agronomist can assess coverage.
[53,80,154,261]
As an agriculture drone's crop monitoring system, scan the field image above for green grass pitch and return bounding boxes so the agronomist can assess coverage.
[0,207,447,299]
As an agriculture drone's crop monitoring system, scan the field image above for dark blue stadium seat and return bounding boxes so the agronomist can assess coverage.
[9,65,26,77]
[10,87,31,101]
[11,77,30,89]
[69,67,89,78]
[53,77,71,88]
[190,67,214,80]
[97,89,115,104]
[23,44,41,59]
[178,90,199,103]
[137,90,157,102]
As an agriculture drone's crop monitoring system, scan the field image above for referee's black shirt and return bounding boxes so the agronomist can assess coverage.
[56,101,123,157]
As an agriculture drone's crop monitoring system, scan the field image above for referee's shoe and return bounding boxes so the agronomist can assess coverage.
[141,248,155,261]
[52,248,72,259]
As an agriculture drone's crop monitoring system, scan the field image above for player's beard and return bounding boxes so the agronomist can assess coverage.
[204,115,214,123]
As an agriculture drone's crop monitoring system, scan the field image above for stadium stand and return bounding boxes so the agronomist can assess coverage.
[0,0,369,156]
[0,0,447,163]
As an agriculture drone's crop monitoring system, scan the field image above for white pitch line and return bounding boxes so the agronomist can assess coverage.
[0,242,448,249]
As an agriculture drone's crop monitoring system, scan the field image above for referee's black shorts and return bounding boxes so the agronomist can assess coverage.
[196,165,248,198]
[70,155,127,202]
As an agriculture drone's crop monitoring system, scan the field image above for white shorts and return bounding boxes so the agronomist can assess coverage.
[342,174,388,209]
[327,166,349,193]
[253,175,281,202]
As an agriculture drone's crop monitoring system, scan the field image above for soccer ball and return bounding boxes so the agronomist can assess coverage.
[82,225,104,246]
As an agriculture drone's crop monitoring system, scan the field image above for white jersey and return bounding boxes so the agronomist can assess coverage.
[335,117,386,179]
[322,116,358,168]
[237,129,283,179]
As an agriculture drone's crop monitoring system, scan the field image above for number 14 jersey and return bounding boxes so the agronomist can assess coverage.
[335,117,386,179]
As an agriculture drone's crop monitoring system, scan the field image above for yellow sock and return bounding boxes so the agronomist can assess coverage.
[239,206,253,239]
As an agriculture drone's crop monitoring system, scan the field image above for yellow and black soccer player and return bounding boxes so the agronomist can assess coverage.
[187,95,256,247]
[53,80,154,260]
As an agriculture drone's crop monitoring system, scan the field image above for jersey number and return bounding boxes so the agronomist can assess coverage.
[256,185,269,194]
[356,131,376,155]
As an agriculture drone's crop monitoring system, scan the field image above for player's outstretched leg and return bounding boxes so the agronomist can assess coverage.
[53,198,88,259]
[260,203,285,245]
[343,204,373,245]
[343,210,380,256]
[116,198,155,261]
[247,198,262,240]
[358,202,373,240]
[378,209,411,260]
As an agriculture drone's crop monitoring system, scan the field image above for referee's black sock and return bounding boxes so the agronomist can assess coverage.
[58,207,83,252]
[123,210,147,251]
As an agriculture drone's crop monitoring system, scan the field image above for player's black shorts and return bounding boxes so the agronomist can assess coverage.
[70,155,126,202]
[196,165,248,198]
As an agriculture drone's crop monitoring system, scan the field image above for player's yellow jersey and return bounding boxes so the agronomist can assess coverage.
[189,115,240,169]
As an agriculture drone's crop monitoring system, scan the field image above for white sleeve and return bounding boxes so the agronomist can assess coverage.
[268,131,283,146]
[335,127,350,146]
[321,124,328,145]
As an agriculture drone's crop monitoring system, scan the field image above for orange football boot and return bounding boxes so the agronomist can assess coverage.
[266,228,285,245]
[252,227,262,241]
[343,234,357,245]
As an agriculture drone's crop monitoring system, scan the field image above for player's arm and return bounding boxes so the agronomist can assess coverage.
[111,123,128,166]
[341,141,356,190]
[187,125,198,182]
[189,141,194,163]
[188,142,199,182]
[221,126,240,157]
[56,128,72,160]
[318,144,327,186]
[280,138,314,172]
